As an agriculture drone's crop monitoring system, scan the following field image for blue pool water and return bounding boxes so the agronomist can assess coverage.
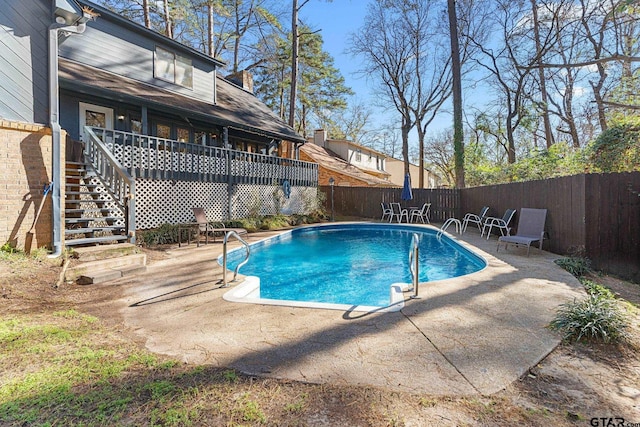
[223,223,486,310]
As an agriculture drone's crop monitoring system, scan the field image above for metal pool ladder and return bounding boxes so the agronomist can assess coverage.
[220,230,250,287]
[437,218,462,238]
[408,233,420,299]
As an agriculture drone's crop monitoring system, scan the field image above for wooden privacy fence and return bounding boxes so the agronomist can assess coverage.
[320,186,459,223]
[320,172,640,283]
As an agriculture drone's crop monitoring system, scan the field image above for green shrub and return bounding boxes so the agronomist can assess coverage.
[260,215,290,230]
[554,257,592,277]
[137,223,188,246]
[580,278,616,299]
[1,242,19,254]
[549,293,629,343]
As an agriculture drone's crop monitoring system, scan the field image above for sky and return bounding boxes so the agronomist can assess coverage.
[300,1,373,105]
[299,0,454,144]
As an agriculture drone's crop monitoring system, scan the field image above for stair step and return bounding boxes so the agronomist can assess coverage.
[67,252,146,284]
[65,191,105,196]
[64,235,128,246]
[66,182,100,189]
[66,169,88,175]
[65,208,114,214]
[76,265,147,285]
[65,199,109,205]
[70,243,139,261]
[77,269,122,285]
[65,216,122,223]
[65,226,125,235]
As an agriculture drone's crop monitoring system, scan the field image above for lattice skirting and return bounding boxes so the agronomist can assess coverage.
[135,179,318,229]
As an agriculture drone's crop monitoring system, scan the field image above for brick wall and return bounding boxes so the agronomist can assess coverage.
[0,120,59,251]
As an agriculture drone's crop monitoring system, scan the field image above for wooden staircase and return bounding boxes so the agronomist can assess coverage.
[64,161,129,247]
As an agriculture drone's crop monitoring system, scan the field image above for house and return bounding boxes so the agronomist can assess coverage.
[302,129,392,187]
[1,0,316,253]
[385,158,443,188]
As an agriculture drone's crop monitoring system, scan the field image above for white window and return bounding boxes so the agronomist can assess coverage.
[154,46,193,89]
[355,149,362,162]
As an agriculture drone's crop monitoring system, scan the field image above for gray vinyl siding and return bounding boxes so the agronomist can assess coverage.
[0,0,50,124]
[58,16,215,104]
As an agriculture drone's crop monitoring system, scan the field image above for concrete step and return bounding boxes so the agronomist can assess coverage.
[76,264,147,285]
[67,251,146,284]
[69,243,139,261]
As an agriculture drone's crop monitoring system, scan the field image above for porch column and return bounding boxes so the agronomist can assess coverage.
[141,106,148,134]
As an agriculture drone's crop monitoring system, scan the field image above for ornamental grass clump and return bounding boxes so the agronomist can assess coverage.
[550,293,628,343]
[554,256,592,277]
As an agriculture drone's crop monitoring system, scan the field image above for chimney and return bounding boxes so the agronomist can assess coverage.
[226,70,254,93]
[314,129,327,147]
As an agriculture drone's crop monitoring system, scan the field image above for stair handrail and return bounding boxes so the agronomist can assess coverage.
[221,230,250,287]
[83,126,136,244]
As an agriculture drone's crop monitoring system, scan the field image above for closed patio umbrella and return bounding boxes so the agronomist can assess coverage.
[401,173,413,201]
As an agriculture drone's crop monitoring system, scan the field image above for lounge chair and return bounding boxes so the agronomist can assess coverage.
[462,206,489,233]
[389,202,409,223]
[481,208,516,240]
[381,202,393,222]
[410,203,431,223]
[497,208,547,256]
[192,207,247,244]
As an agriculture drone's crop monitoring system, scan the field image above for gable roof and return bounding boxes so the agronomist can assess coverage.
[301,142,393,187]
[58,58,305,143]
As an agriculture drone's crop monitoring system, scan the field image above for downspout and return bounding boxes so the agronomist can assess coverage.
[48,21,87,258]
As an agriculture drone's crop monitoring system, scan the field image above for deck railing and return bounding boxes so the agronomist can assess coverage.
[87,127,318,187]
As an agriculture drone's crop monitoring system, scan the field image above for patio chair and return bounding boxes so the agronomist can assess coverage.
[497,208,547,256]
[192,207,247,244]
[381,202,393,222]
[461,206,490,233]
[481,208,516,240]
[410,203,431,223]
[389,202,409,223]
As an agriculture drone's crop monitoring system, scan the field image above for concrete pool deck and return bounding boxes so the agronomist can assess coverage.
[109,223,585,396]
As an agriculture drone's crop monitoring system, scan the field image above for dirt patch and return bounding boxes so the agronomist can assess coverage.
[586,272,640,306]
[2,251,639,425]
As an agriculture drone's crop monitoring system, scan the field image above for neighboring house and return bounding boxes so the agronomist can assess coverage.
[385,158,443,188]
[304,129,392,186]
[300,143,393,187]
[1,0,316,253]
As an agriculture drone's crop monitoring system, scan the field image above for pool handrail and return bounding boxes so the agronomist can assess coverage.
[409,233,420,299]
[221,230,250,287]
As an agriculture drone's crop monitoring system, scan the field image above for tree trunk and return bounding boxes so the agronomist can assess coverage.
[506,113,516,164]
[233,0,241,72]
[288,0,299,128]
[448,0,465,188]
[142,0,150,28]
[530,0,554,148]
[163,0,173,39]
[591,66,608,132]
[207,2,214,57]
[417,125,425,189]
[402,114,412,177]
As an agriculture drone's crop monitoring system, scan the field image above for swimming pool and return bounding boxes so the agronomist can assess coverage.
[222,223,486,312]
